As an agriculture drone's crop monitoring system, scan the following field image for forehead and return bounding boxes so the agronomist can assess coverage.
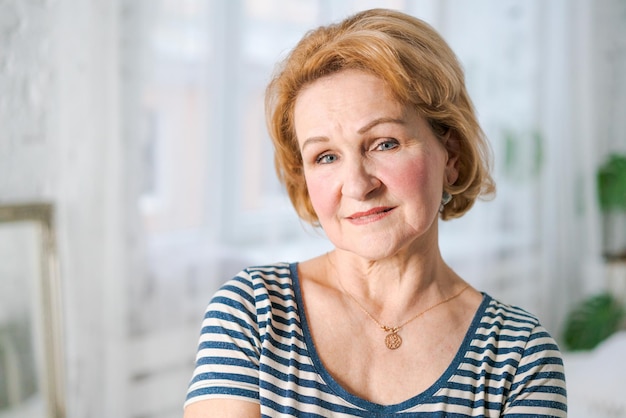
[294,70,407,132]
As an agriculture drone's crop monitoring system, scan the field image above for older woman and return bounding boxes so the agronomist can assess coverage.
[184,8,566,417]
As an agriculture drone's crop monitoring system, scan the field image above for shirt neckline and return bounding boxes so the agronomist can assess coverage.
[289,262,491,413]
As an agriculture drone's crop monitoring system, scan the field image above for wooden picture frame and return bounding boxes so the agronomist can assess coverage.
[0,203,65,418]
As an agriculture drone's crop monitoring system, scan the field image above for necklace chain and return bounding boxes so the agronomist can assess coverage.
[329,254,470,349]
[341,281,470,332]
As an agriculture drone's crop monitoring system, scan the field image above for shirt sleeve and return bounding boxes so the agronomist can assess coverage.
[503,324,567,417]
[185,272,262,407]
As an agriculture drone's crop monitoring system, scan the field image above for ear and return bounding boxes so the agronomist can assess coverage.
[442,131,460,185]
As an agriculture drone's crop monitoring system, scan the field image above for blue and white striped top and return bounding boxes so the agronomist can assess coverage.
[186,263,567,417]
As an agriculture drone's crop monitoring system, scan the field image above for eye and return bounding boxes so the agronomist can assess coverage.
[316,153,338,164]
[373,139,399,151]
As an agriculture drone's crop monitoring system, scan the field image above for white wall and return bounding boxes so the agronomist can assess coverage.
[0,1,128,416]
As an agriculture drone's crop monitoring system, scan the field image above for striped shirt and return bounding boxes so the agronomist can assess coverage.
[186,263,567,417]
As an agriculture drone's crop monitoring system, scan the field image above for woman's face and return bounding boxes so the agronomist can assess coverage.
[294,69,458,260]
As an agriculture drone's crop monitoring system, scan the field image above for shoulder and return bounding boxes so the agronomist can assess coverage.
[241,262,294,286]
[476,298,567,415]
[212,262,294,300]
[480,294,542,333]
[231,262,294,288]
[208,262,297,323]
[473,294,562,356]
[199,263,298,351]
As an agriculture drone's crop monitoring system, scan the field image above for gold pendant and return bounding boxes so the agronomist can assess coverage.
[385,331,402,350]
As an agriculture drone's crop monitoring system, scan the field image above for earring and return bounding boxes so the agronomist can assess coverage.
[439,191,452,213]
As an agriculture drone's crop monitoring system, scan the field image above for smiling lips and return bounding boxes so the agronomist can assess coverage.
[346,206,395,224]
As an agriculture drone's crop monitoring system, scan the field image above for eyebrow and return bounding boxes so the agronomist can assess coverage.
[357,117,405,134]
[300,117,406,151]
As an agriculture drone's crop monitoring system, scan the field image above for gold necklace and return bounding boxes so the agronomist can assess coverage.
[334,266,470,350]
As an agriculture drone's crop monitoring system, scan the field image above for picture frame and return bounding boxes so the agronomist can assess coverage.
[0,203,65,418]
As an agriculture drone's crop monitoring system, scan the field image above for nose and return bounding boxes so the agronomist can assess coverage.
[340,158,381,200]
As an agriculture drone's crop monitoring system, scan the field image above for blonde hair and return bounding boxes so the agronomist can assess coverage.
[266,8,495,224]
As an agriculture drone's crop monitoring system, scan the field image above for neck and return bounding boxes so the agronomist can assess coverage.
[326,247,461,325]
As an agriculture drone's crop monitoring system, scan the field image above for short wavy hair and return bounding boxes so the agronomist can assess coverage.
[266,8,495,224]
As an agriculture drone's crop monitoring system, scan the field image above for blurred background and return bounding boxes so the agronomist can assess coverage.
[1,0,625,417]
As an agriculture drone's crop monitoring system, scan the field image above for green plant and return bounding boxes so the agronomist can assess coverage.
[597,153,626,212]
[562,292,625,351]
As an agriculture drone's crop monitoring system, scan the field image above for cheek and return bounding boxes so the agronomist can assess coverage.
[382,157,444,201]
[387,159,432,187]
[304,173,337,218]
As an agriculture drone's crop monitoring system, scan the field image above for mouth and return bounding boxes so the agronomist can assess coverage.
[347,206,395,221]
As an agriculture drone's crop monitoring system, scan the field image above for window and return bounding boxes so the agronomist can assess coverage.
[127,0,574,336]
